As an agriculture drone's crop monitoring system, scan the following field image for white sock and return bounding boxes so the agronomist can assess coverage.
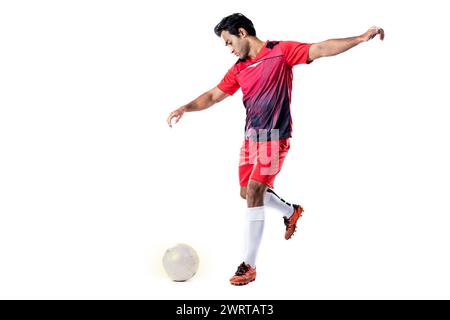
[263,189,294,219]
[243,206,265,269]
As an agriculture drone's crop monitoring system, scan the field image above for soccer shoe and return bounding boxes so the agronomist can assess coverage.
[284,204,304,240]
[229,262,256,286]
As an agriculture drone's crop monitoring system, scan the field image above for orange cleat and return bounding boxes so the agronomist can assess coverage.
[229,262,256,286]
[284,204,304,240]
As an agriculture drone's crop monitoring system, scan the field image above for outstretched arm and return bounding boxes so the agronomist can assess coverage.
[167,86,229,127]
[308,26,385,61]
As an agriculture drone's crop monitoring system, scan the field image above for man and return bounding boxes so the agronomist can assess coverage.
[167,13,384,286]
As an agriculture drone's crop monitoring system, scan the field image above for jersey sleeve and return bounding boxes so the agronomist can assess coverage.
[217,66,240,96]
[281,41,313,67]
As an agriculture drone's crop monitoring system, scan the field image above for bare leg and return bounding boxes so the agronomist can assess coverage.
[246,180,267,208]
[240,185,247,199]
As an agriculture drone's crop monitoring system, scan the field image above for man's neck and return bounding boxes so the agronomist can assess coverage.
[247,38,266,60]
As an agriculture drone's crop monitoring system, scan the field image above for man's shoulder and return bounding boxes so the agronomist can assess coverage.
[228,40,288,72]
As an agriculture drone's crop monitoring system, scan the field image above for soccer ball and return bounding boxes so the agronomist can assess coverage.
[162,243,199,281]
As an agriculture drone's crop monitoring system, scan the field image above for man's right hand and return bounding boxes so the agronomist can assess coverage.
[167,106,186,128]
[166,87,230,128]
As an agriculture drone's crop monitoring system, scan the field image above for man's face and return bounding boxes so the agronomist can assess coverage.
[221,30,250,60]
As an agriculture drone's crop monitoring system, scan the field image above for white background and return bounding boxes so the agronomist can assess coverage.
[1,0,449,299]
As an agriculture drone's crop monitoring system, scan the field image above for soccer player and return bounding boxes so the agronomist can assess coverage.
[167,13,384,286]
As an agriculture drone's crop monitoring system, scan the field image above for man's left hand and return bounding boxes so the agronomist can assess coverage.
[360,26,385,42]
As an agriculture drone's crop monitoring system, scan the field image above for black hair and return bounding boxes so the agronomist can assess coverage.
[214,13,256,37]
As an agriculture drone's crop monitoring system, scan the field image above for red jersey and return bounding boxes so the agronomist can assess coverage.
[218,40,312,141]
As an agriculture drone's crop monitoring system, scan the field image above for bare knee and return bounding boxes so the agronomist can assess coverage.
[240,186,247,200]
[246,182,267,206]
[246,186,260,201]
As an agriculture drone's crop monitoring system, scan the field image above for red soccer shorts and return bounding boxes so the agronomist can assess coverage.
[239,138,290,189]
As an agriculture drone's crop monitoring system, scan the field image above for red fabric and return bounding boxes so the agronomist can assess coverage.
[281,41,313,66]
[217,41,312,96]
[217,41,312,141]
[217,67,240,96]
[238,138,291,188]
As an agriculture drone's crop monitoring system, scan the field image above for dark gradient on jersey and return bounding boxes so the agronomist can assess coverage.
[238,42,293,141]
[218,40,312,141]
